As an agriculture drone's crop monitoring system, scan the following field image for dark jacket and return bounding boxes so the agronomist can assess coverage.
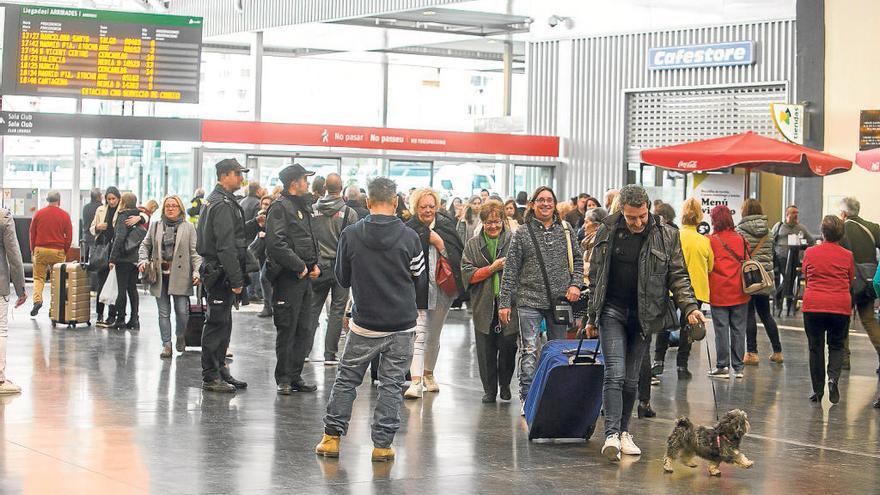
[196,184,260,290]
[841,216,880,264]
[239,194,261,221]
[336,214,423,332]
[407,213,466,308]
[587,212,698,335]
[736,214,776,296]
[461,229,517,335]
[81,200,101,244]
[346,199,369,220]
[265,192,319,278]
[312,195,359,270]
[499,217,583,310]
[110,209,143,264]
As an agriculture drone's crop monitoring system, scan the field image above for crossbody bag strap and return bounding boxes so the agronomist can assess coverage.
[562,221,574,274]
[847,219,876,245]
[715,235,744,263]
[750,235,768,258]
[526,222,556,307]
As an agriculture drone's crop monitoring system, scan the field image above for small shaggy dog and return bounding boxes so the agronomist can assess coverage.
[662,409,753,476]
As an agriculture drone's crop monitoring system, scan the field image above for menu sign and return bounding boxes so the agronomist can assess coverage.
[860,110,880,150]
[0,3,203,102]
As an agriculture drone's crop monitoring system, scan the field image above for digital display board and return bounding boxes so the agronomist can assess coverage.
[0,3,202,102]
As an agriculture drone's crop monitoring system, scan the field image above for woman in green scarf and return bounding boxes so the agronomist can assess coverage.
[461,200,518,403]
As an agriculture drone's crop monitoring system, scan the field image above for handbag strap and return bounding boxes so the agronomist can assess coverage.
[716,234,748,262]
[846,219,876,245]
[562,221,574,274]
[750,235,768,258]
[526,222,557,308]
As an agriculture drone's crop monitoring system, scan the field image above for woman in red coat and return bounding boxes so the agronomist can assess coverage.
[801,216,855,404]
[707,205,751,379]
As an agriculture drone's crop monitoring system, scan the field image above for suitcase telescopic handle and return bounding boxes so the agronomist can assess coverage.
[567,327,601,366]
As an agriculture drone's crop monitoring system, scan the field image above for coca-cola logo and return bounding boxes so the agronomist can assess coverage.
[678,160,698,169]
[872,161,879,172]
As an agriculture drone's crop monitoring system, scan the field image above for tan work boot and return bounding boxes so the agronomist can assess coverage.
[160,344,172,359]
[371,446,395,462]
[423,373,440,393]
[404,377,424,399]
[769,352,784,364]
[315,434,340,458]
[743,352,760,366]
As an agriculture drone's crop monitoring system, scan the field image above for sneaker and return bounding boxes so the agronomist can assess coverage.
[0,380,22,395]
[500,385,512,401]
[707,367,730,379]
[677,367,692,380]
[202,379,235,393]
[29,302,42,316]
[828,380,840,404]
[743,352,760,366]
[176,335,186,353]
[651,361,664,377]
[650,376,661,386]
[602,434,621,461]
[769,352,784,364]
[324,359,339,366]
[257,307,273,318]
[95,318,105,327]
[315,434,340,458]
[224,376,248,389]
[423,374,440,393]
[98,317,116,328]
[160,344,172,359]
[404,379,424,399]
[734,371,744,379]
[520,404,525,416]
[371,447,395,462]
[619,432,642,455]
[291,380,317,392]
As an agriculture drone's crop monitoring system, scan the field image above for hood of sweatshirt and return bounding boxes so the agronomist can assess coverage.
[357,214,408,251]
[315,195,346,217]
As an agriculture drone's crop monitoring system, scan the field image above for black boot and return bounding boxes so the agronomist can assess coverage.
[677,367,692,380]
[126,317,140,330]
[651,361,664,377]
[828,380,840,404]
[113,315,126,330]
[637,401,656,418]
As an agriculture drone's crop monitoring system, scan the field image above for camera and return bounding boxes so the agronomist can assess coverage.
[547,15,571,28]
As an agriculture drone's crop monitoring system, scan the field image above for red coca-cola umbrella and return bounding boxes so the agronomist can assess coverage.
[640,132,852,177]
[855,147,880,172]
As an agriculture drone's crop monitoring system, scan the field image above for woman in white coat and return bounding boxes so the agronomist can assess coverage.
[138,195,202,358]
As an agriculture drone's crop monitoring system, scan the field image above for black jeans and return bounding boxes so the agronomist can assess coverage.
[114,262,139,321]
[273,275,314,385]
[95,266,116,320]
[638,333,653,403]
[747,294,782,353]
[474,326,517,397]
[654,301,702,368]
[202,285,234,383]
[803,312,849,396]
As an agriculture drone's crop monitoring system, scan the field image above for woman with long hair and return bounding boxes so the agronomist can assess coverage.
[737,199,783,365]
[90,186,121,327]
[405,188,466,399]
[457,195,483,242]
[109,192,145,330]
[138,196,202,357]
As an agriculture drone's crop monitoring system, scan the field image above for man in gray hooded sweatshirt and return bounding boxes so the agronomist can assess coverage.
[308,173,360,364]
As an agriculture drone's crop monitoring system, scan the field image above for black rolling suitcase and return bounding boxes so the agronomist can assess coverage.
[184,287,206,348]
[524,337,604,441]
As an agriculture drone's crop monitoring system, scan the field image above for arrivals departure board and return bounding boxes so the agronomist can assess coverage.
[0,3,203,102]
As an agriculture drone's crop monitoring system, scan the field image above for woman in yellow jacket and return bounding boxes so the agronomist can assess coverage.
[651,198,714,380]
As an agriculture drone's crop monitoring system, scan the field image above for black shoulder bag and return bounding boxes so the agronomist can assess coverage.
[527,222,577,327]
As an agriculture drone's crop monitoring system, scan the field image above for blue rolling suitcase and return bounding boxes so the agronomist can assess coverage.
[524,338,604,441]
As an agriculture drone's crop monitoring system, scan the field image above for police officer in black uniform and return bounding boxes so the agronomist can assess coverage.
[197,159,263,393]
[265,164,321,395]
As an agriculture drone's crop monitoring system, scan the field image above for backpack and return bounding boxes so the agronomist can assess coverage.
[717,234,773,295]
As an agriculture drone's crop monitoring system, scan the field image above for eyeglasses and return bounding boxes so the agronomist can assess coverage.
[535,198,555,205]
[484,220,503,227]
[165,204,180,209]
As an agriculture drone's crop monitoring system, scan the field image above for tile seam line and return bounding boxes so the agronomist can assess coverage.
[3,439,150,492]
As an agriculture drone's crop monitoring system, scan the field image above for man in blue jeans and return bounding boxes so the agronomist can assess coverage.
[585,185,705,462]
[315,177,424,462]
[499,186,583,413]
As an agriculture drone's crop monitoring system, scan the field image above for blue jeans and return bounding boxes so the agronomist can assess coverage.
[599,305,649,438]
[324,331,415,448]
[517,306,567,401]
[712,303,748,372]
[156,279,189,346]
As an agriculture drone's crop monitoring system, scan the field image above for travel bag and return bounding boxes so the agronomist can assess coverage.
[184,286,206,348]
[524,336,604,441]
[49,262,91,328]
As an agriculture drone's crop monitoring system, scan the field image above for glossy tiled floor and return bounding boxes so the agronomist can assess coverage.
[1,290,879,494]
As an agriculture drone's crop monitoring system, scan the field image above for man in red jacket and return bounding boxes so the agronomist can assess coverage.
[29,191,72,316]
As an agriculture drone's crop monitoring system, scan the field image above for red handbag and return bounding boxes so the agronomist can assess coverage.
[436,256,458,297]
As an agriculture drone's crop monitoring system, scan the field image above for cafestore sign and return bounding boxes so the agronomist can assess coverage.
[648,41,755,70]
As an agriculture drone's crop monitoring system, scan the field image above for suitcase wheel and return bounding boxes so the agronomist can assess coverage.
[87,321,92,327]
[585,423,596,441]
[51,321,56,328]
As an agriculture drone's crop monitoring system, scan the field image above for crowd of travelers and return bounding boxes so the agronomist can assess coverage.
[1,159,879,461]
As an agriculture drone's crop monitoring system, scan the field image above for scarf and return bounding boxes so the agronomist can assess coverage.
[484,231,500,296]
[161,216,183,262]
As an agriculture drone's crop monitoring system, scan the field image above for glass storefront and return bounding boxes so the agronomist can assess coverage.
[513,165,554,200]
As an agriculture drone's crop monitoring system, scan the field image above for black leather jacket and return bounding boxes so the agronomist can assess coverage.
[196,184,259,289]
[587,212,698,335]
[265,192,319,277]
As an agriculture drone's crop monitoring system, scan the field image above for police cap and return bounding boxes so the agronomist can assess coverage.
[279,163,315,187]
[215,158,250,176]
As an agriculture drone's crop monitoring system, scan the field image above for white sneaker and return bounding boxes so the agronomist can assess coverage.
[520,404,526,416]
[619,432,642,455]
[0,380,22,395]
[602,434,621,461]
[324,360,339,366]
[423,375,440,393]
[404,379,424,399]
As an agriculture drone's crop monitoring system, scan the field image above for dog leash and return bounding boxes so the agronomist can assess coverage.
[705,341,720,421]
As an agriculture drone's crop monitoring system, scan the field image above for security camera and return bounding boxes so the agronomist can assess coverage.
[547,15,571,28]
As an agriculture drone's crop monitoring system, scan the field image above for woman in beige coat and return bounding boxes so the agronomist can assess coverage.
[138,196,202,358]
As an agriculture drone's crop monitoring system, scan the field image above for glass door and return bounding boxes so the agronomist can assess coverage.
[388,160,432,196]
[513,165,554,199]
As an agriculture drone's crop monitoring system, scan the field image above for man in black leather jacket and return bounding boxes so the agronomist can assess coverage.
[584,185,705,462]
[197,159,262,393]
[265,164,321,395]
